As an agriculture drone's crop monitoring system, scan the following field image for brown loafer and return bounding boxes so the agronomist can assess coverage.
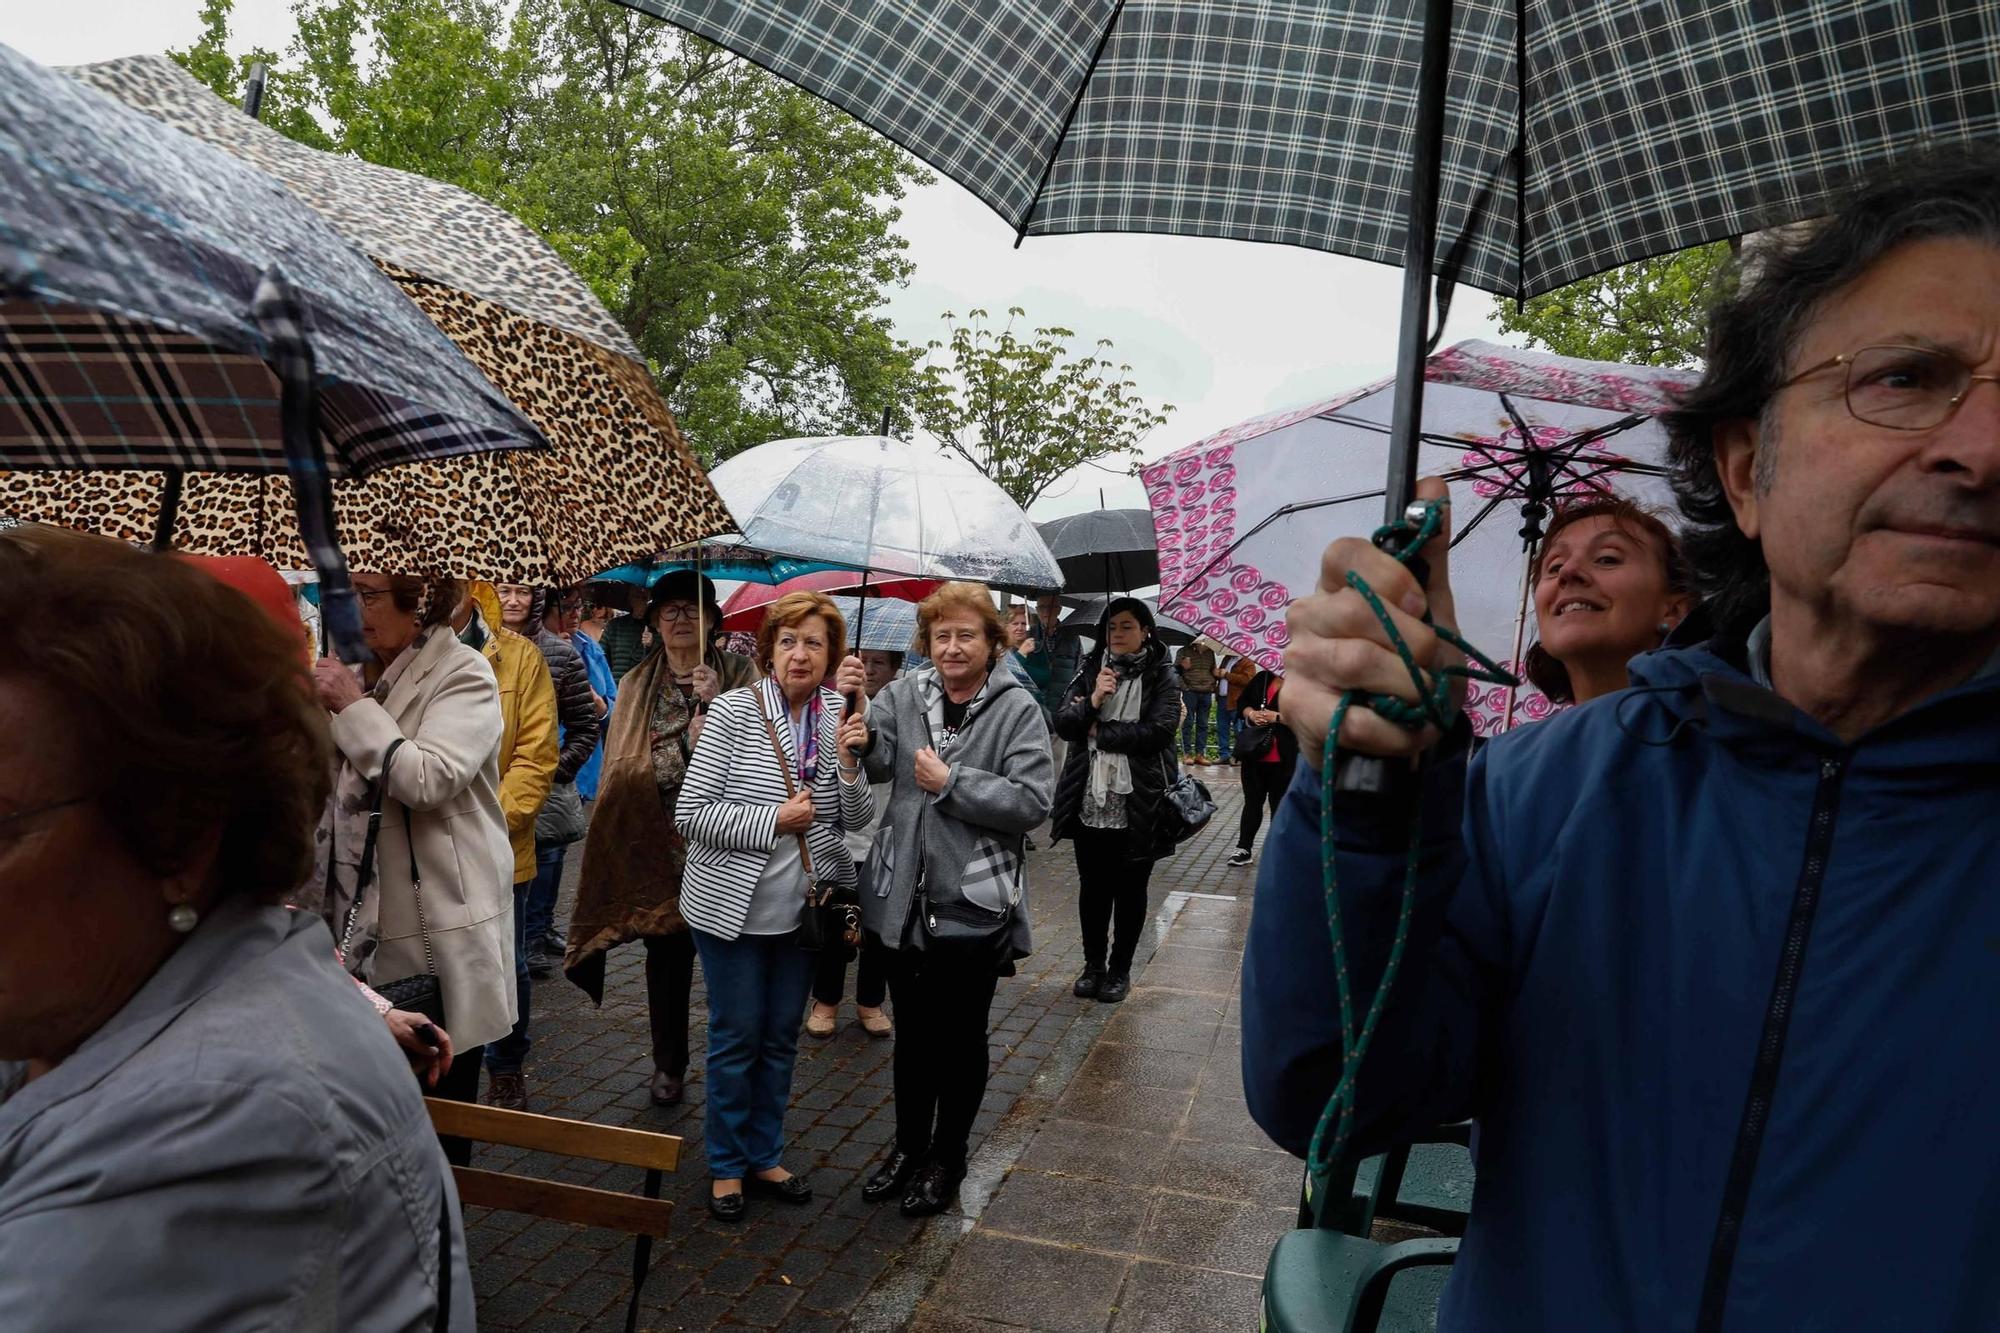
[805,1003,838,1038]
[857,1006,893,1038]
[649,1069,684,1106]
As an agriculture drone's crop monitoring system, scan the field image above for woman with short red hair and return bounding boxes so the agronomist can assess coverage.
[676,591,873,1221]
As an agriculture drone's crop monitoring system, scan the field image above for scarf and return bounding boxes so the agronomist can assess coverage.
[1088,651,1146,806]
[917,667,990,754]
[761,676,823,785]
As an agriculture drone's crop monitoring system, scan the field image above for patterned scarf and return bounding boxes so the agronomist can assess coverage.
[762,676,822,785]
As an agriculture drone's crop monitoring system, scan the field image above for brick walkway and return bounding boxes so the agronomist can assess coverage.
[466,765,1275,1331]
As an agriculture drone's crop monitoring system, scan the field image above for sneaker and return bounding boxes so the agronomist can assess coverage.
[485,1069,528,1111]
[1098,972,1131,1004]
[1073,965,1105,1000]
[1227,848,1254,867]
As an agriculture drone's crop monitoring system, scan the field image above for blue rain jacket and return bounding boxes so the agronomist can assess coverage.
[1243,642,2000,1331]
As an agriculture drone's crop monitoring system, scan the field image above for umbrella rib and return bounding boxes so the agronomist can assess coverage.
[1014,0,1131,244]
[1161,485,1388,606]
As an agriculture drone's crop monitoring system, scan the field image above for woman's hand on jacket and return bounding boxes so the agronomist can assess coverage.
[314,657,365,713]
[1090,666,1118,708]
[914,747,950,794]
[775,790,815,833]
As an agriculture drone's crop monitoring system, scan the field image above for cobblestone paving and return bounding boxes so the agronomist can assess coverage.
[465,764,1264,1331]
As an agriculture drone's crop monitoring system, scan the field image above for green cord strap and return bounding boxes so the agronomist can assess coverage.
[1305,500,1518,1193]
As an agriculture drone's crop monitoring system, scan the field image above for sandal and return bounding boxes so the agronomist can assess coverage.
[805,1002,838,1038]
[857,1006,893,1038]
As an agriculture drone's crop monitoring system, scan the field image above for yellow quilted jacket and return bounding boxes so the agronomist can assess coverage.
[468,582,559,883]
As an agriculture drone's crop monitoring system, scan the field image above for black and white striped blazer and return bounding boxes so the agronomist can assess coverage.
[675,682,872,940]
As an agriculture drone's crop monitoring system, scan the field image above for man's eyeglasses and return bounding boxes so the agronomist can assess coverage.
[1775,344,2000,431]
[655,604,702,622]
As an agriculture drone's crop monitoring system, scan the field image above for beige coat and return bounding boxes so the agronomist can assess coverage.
[328,630,518,1050]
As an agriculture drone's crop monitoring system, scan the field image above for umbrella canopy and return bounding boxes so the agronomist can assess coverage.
[706,435,1064,591]
[0,43,540,477]
[1059,594,1199,648]
[607,1,1999,300]
[5,55,734,583]
[1144,339,1695,734]
[1036,508,1158,594]
[825,594,923,655]
[719,571,940,632]
[589,541,853,589]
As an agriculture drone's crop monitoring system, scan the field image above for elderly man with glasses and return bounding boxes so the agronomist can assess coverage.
[1243,147,2000,1332]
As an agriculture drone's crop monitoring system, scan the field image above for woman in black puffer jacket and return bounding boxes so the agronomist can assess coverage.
[1049,598,1180,1004]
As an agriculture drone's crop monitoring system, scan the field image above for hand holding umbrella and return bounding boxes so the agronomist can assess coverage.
[1281,477,1464,771]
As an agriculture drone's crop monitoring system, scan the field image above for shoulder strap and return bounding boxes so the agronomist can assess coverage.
[754,688,815,877]
[338,737,407,961]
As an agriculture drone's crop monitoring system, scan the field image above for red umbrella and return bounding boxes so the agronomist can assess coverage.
[719,570,939,633]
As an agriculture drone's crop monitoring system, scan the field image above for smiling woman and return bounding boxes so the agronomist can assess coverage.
[1524,497,1693,706]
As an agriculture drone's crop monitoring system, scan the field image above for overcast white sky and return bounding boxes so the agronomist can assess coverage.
[11,0,1513,519]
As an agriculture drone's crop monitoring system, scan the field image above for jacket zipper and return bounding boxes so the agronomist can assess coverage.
[1694,754,1848,1332]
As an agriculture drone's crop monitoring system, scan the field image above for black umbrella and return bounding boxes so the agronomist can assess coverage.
[0,43,545,659]
[1036,507,1159,594]
[1060,594,1197,648]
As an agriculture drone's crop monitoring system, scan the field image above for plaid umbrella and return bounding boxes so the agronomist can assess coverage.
[0,44,539,477]
[611,0,2000,527]
[607,1,1999,300]
[7,55,735,583]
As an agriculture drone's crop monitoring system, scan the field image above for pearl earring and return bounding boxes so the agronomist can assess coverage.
[168,903,200,934]
[1657,621,1675,637]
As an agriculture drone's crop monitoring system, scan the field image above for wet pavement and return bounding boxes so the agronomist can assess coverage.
[464,763,1288,1331]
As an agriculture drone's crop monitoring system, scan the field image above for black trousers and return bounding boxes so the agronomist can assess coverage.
[1236,759,1286,852]
[644,931,697,1077]
[812,931,888,1008]
[1072,825,1156,974]
[884,942,1000,1173]
[431,1044,486,1167]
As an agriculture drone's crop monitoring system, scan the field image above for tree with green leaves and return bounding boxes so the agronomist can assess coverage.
[171,0,926,461]
[906,308,1173,510]
[1492,243,1728,369]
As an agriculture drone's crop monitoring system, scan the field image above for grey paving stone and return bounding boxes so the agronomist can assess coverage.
[929,1233,1130,1333]
[978,1168,1155,1252]
[1135,1191,1296,1277]
[1014,1118,1177,1188]
[1108,1258,1263,1331]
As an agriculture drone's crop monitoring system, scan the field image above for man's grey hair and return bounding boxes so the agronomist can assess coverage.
[1664,145,2000,640]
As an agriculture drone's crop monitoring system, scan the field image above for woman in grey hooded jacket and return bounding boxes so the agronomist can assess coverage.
[854,582,1054,1217]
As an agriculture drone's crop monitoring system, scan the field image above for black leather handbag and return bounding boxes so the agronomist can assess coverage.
[756,693,861,952]
[337,738,446,1024]
[1158,762,1218,847]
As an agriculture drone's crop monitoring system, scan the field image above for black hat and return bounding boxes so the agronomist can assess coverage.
[648,569,722,623]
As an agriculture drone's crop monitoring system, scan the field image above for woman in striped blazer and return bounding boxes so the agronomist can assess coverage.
[676,590,873,1222]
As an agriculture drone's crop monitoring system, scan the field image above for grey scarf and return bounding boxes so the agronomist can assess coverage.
[1088,653,1146,806]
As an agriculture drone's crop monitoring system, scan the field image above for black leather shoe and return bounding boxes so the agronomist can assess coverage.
[649,1069,684,1106]
[708,1189,746,1222]
[1098,971,1130,1003]
[863,1148,921,1203]
[746,1172,814,1204]
[900,1162,963,1218]
[1073,966,1105,999]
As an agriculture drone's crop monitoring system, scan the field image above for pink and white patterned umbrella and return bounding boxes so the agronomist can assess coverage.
[1143,340,1696,737]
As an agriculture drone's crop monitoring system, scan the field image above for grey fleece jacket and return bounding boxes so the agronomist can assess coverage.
[859,665,1054,961]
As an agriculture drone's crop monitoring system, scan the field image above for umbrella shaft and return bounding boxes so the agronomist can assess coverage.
[1383,0,1455,525]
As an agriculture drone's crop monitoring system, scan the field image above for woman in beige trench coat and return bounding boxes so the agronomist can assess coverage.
[315,573,516,1156]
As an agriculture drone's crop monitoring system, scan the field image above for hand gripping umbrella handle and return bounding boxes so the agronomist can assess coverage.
[1332,527,1431,799]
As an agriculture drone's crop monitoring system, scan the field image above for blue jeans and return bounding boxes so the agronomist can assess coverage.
[484,879,533,1073]
[524,841,566,949]
[1180,690,1212,755]
[1217,701,1238,757]
[690,927,816,1179]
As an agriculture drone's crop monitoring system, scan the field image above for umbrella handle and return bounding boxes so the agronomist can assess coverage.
[1331,534,1431,797]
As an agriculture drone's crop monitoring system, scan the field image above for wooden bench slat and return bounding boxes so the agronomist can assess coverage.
[452,1167,675,1237]
[425,1098,682,1171]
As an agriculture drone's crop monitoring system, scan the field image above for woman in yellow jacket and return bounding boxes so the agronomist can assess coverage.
[454,582,560,1111]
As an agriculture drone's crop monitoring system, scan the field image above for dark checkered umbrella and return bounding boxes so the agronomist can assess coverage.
[610,0,2000,524]
[0,43,545,657]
